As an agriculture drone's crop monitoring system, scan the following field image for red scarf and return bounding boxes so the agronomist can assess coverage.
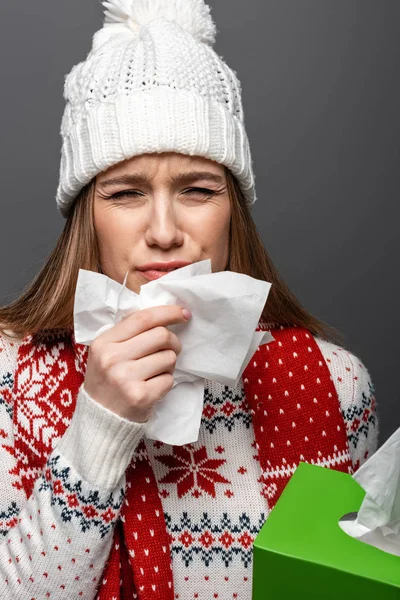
[8,324,353,598]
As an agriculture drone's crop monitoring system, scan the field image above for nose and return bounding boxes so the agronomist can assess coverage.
[144,198,184,249]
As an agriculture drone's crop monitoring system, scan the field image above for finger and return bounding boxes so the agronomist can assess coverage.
[140,372,175,405]
[111,326,182,363]
[125,348,178,382]
[100,305,189,344]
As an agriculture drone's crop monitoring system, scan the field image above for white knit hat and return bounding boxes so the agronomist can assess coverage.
[56,0,257,218]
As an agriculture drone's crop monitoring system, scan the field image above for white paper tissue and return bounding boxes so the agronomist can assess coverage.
[73,259,274,445]
[339,425,400,557]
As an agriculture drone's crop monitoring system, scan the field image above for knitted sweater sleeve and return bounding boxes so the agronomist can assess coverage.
[314,338,379,471]
[0,332,144,598]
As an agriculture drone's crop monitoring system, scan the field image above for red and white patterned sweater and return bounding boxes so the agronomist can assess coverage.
[0,331,378,599]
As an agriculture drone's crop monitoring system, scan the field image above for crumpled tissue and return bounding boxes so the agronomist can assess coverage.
[73,259,274,445]
[339,425,400,556]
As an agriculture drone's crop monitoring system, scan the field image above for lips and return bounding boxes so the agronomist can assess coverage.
[137,261,192,281]
[137,261,192,271]
[140,269,178,281]
[146,267,177,273]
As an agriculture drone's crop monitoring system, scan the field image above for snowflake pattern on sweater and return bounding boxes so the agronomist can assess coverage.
[0,332,378,599]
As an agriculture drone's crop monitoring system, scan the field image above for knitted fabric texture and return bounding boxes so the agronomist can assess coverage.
[8,325,355,599]
[56,0,256,217]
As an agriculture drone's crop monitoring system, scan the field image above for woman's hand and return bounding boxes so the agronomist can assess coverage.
[83,305,192,423]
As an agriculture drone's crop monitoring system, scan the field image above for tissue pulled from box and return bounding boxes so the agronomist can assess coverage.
[339,425,400,557]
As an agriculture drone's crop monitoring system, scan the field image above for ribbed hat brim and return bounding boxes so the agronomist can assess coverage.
[57,87,256,217]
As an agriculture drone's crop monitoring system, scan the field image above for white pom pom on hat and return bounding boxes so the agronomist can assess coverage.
[102,0,217,45]
[56,0,257,217]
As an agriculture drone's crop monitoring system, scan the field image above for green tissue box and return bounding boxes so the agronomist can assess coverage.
[252,462,400,599]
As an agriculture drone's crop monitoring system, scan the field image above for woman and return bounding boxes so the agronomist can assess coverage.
[0,0,378,598]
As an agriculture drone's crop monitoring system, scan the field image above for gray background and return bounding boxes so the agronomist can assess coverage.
[0,1,399,445]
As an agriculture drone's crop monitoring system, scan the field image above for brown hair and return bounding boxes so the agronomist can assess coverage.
[0,167,344,346]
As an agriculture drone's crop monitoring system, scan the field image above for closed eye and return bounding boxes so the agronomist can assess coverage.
[184,187,216,196]
[108,187,217,200]
[109,189,142,200]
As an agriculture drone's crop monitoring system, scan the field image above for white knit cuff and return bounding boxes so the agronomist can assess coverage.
[56,384,144,490]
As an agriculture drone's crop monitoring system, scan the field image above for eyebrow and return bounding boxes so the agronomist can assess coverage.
[98,170,226,189]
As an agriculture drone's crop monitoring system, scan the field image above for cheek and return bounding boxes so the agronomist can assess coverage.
[94,206,132,245]
[94,209,139,271]
[196,210,230,247]
[94,208,140,278]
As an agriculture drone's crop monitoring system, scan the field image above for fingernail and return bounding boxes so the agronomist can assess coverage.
[182,308,192,320]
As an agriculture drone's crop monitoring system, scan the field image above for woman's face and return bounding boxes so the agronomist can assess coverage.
[93,152,231,293]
